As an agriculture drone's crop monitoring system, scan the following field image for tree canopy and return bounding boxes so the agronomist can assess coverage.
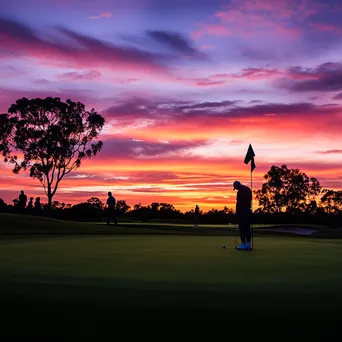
[0,97,105,209]
[254,164,322,214]
[320,189,342,214]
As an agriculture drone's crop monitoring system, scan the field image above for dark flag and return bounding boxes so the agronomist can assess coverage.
[244,144,256,172]
[244,144,255,164]
[251,157,256,172]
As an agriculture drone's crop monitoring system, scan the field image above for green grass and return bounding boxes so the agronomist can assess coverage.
[1,214,341,339]
[3,235,342,293]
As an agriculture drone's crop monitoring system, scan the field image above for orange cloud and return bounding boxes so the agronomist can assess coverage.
[1,151,341,212]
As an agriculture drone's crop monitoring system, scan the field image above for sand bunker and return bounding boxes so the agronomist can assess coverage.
[256,227,318,235]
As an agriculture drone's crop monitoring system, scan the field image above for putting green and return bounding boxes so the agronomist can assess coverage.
[2,234,341,340]
[2,235,342,294]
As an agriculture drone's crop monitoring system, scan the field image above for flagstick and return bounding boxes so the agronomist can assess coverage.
[244,144,255,250]
[251,165,253,249]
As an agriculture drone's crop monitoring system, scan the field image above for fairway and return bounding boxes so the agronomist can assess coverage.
[1,234,342,339]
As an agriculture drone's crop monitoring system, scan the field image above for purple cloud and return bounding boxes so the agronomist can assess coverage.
[0,18,171,74]
[147,30,202,58]
[98,137,207,158]
[175,100,237,111]
[103,98,238,120]
[280,62,342,92]
[103,97,342,121]
[104,98,158,118]
[332,92,342,100]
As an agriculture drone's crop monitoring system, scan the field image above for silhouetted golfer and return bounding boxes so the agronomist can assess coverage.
[233,181,252,250]
[18,190,27,214]
[194,204,200,227]
[106,192,117,225]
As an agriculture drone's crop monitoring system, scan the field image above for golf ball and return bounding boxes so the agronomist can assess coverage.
[222,244,226,249]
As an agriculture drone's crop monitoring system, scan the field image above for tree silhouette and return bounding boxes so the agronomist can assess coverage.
[52,201,61,209]
[133,203,142,211]
[87,197,104,211]
[320,189,342,214]
[0,198,6,212]
[116,200,131,215]
[254,164,322,214]
[0,97,105,210]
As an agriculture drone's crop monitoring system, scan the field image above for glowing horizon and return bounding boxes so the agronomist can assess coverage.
[1,0,342,212]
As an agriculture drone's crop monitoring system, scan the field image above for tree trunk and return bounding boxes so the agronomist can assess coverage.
[47,184,53,215]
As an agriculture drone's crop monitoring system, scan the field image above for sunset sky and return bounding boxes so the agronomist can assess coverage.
[1,0,342,211]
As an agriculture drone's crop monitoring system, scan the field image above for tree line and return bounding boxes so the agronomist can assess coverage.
[0,163,341,226]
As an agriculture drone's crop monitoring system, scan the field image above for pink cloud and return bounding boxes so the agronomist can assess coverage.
[216,9,300,38]
[273,24,301,38]
[317,149,342,154]
[56,70,139,85]
[57,70,102,81]
[192,0,320,39]
[193,18,299,40]
[88,12,112,20]
[195,80,226,86]
[310,22,342,34]
[192,25,231,39]
[190,63,342,87]
[112,78,139,84]
[178,66,299,87]
[231,0,318,19]
[200,45,216,50]
[100,97,342,144]
[233,68,284,80]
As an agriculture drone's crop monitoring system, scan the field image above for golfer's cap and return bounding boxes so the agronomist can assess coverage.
[233,181,241,190]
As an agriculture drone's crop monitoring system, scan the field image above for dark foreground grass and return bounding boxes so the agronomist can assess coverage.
[1,234,342,340]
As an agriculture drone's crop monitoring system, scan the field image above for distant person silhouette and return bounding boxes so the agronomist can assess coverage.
[34,197,41,215]
[194,204,200,227]
[27,197,34,213]
[106,192,117,225]
[18,190,27,214]
[233,181,252,250]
